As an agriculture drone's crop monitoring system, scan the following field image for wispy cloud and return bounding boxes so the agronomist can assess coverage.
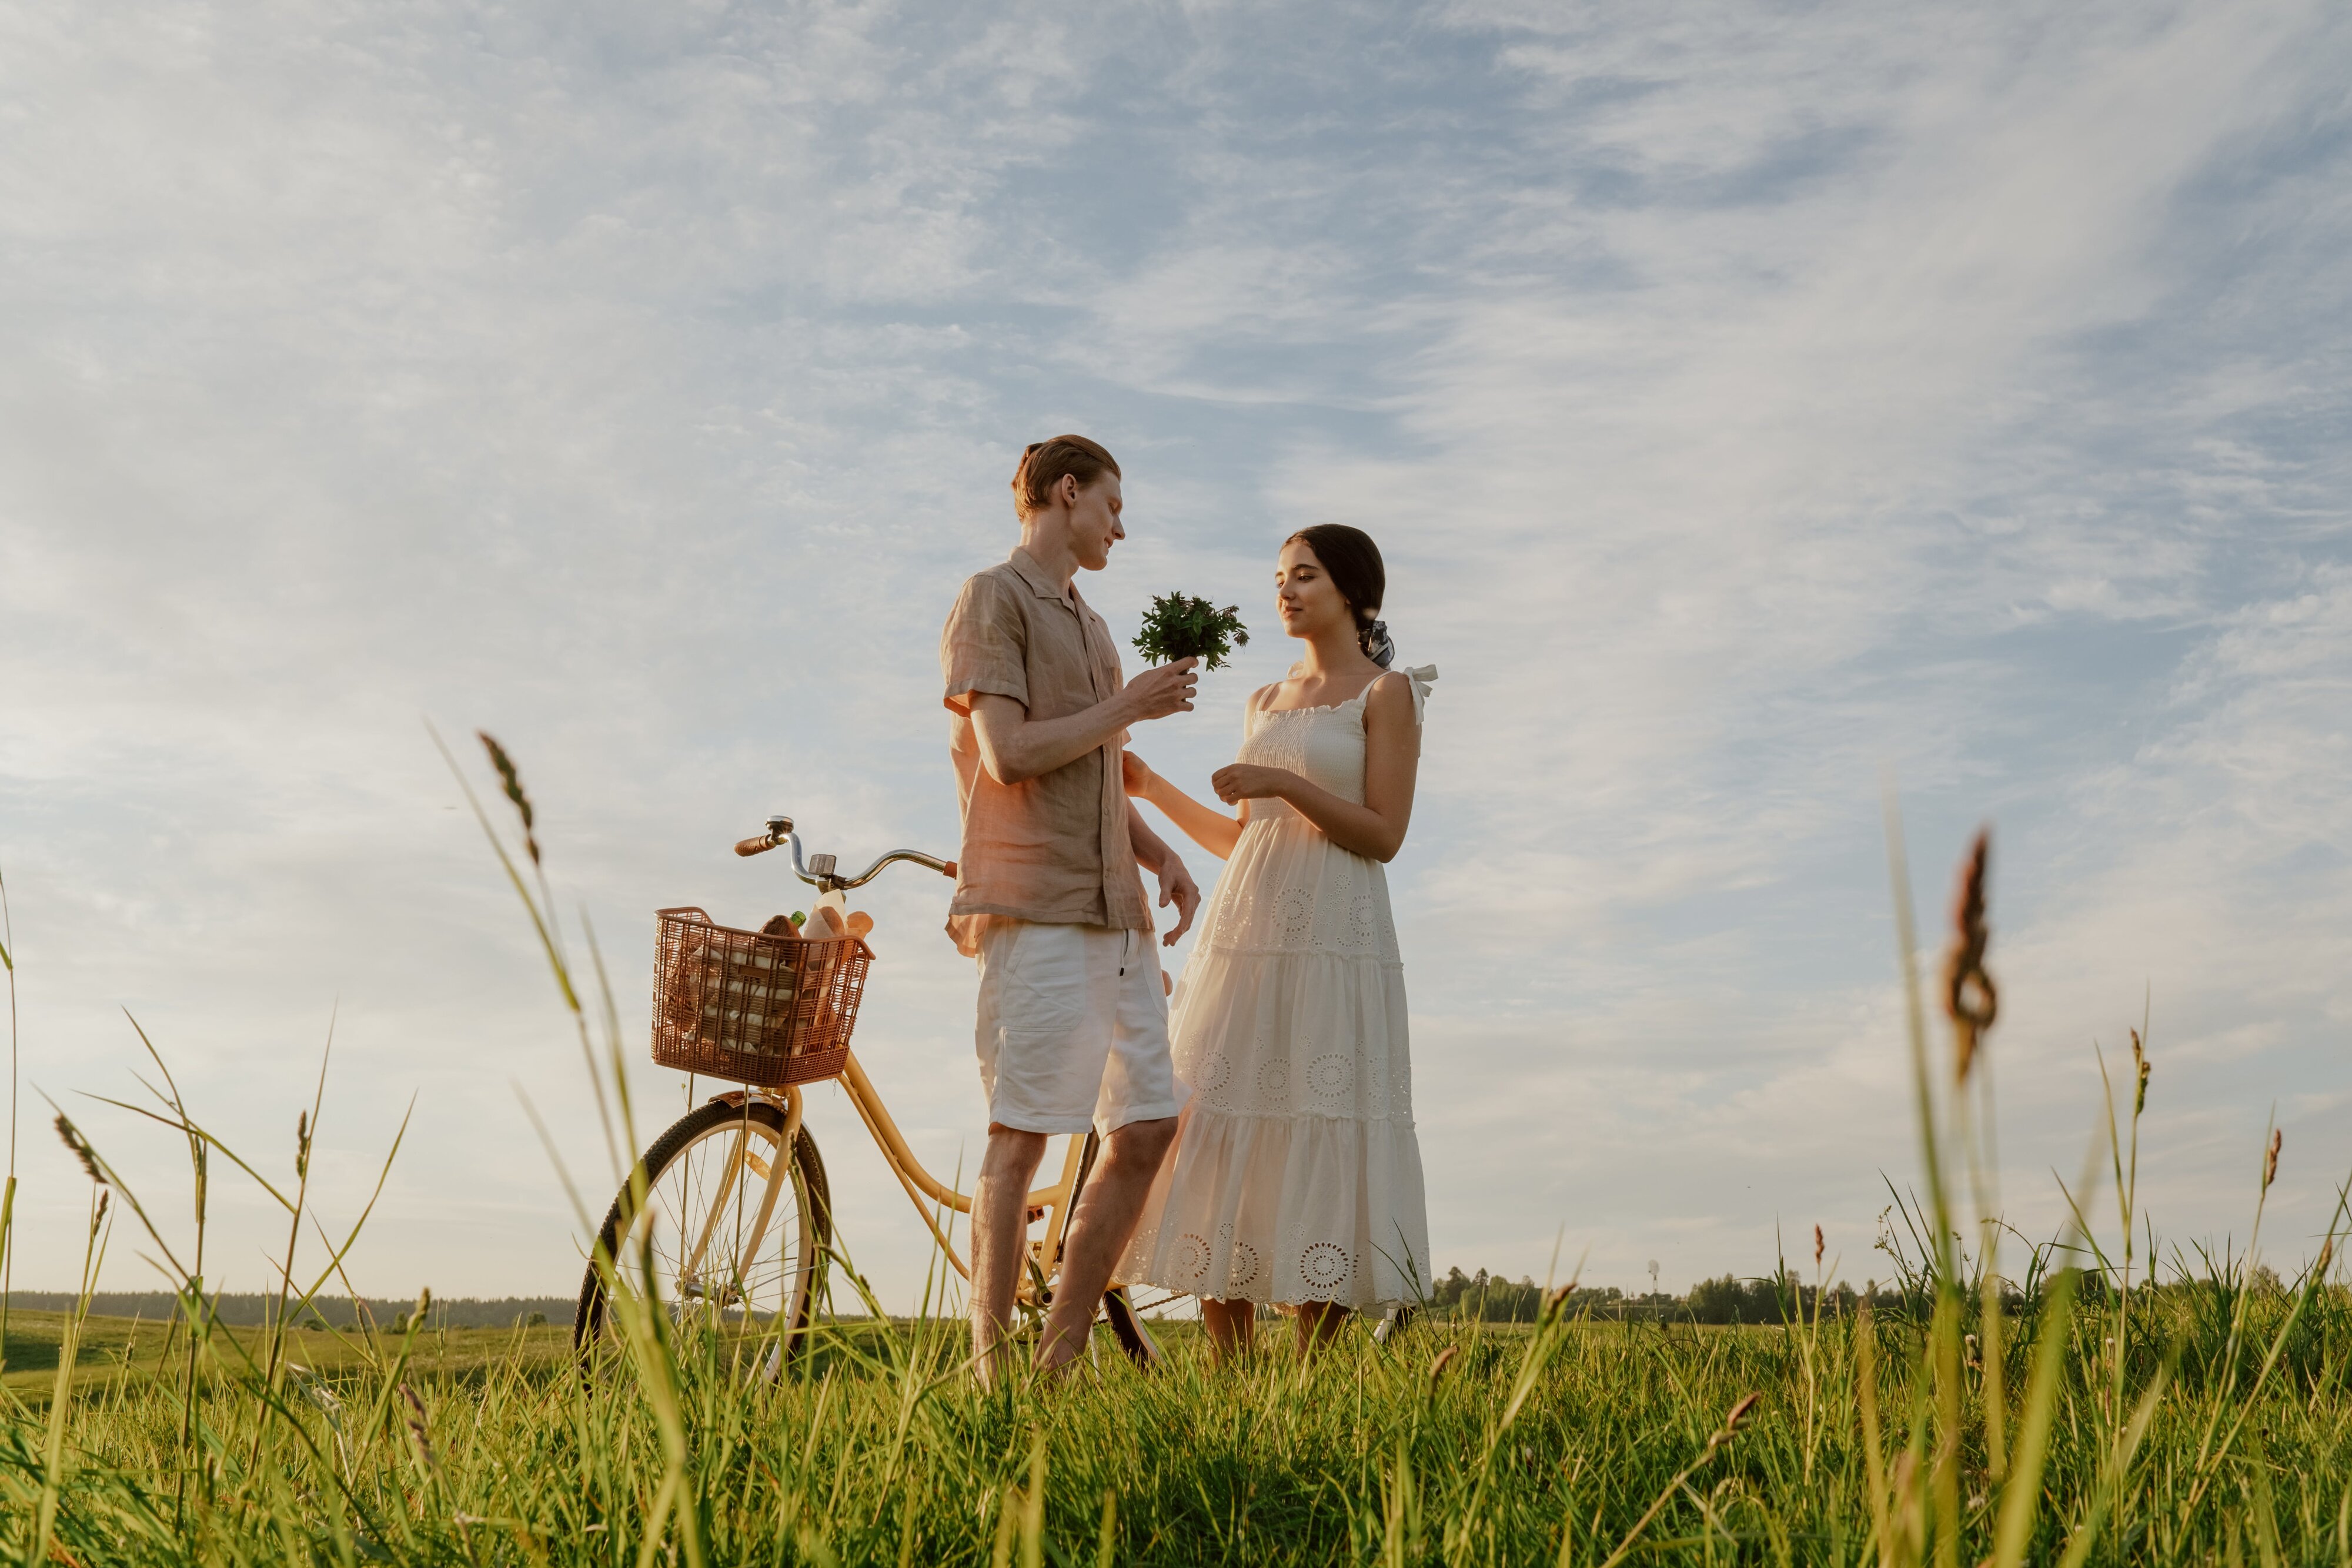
[1,0,2346,1300]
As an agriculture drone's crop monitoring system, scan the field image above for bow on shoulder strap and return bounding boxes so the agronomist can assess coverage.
[1398,664,1437,726]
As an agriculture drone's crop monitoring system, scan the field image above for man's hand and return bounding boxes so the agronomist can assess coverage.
[1121,751,1155,797]
[968,660,1196,789]
[1122,658,1199,723]
[1152,852,1201,945]
[1211,763,1295,805]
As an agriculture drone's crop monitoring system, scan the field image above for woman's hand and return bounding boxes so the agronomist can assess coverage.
[1211,764,1296,804]
[1121,750,1155,798]
[1124,753,1246,862]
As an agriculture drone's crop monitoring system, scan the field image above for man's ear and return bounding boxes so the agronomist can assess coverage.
[1057,472,1079,509]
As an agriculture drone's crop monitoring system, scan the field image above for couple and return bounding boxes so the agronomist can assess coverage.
[939,433,1434,1382]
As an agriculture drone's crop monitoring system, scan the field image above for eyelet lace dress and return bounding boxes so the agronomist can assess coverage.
[1122,666,1436,1309]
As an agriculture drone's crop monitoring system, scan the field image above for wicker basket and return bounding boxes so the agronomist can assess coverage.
[650,907,872,1086]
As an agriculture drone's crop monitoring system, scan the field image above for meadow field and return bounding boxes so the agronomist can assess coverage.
[2,768,2347,1564]
[3,1265,2350,1564]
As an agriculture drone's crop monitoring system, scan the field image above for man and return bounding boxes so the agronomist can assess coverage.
[939,433,1201,1384]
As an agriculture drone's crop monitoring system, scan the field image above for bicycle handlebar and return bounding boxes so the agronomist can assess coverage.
[736,815,956,892]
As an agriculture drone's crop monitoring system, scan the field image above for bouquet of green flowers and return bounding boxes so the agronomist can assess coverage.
[1134,592,1251,670]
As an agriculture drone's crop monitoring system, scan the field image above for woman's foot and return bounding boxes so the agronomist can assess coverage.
[1292,1301,1351,1356]
[1201,1298,1257,1365]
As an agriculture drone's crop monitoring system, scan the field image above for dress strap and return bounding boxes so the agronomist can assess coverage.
[1394,664,1437,726]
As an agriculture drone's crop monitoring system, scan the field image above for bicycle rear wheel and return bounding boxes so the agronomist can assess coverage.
[573,1097,830,1369]
[1100,1286,1163,1368]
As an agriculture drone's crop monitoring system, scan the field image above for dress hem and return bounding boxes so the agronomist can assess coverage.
[1171,1104,1418,1128]
[1126,1281,1423,1311]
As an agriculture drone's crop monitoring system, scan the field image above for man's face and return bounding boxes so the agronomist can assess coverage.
[1067,472,1125,571]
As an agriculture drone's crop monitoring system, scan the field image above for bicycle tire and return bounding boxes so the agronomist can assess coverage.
[573,1097,831,1368]
[1100,1285,1161,1369]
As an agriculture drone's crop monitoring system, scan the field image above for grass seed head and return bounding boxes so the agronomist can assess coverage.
[2263,1128,2283,1191]
[476,731,541,868]
[1708,1392,1765,1450]
[1428,1345,1459,1393]
[54,1113,106,1186]
[1813,1224,1825,1269]
[400,1384,440,1475]
[1941,828,1997,1082]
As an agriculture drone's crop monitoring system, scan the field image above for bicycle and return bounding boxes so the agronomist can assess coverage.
[572,814,1172,1370]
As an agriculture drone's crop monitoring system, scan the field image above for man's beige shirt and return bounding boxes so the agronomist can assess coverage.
[940,548,1148,957]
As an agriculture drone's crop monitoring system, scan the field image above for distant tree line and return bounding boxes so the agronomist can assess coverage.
[1428,1267,1916,1325]
[5,1293,572,1330]
[1683,1272,1869,1324]
[1428,1268,1631,1322]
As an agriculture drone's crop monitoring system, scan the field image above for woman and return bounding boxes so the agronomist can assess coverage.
[1120,524,1434,1359]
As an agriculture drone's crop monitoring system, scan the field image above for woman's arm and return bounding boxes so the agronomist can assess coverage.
[1122,751,1247,861]
[1210,674,1420,862]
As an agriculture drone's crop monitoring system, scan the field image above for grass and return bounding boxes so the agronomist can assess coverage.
[0,749,2347,1564]
[3,1292,2350,1563]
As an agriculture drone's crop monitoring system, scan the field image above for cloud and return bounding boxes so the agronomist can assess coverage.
[0,0,2346,1306]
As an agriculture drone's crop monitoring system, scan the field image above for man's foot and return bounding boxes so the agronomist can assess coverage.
[1032,1308,1095,1383]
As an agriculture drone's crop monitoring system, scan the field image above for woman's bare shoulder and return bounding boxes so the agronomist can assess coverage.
[1362,669,1418,722]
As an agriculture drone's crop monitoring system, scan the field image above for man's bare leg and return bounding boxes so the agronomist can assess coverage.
[1035,1115,1177,1376]
[1293,1301,1351,1356]
[971,1124,1048,1389]
[1201,1298,1257,1365]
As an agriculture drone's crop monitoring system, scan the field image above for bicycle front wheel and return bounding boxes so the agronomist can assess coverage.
[573,1097,830,1368]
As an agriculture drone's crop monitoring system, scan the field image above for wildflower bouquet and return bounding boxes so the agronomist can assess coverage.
[1134,592,1250,670]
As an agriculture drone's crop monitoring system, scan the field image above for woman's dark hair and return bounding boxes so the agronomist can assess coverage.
[1012,435,1121,520]
[1285,524,1390,663]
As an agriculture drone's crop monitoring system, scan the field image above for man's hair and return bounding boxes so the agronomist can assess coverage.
[1011,435,1120,520]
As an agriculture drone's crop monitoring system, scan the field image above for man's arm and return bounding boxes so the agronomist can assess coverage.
[1127,800,1200,944]
[967,658,1198,785]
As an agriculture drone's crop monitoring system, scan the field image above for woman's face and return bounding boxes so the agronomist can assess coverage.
[1275,539,1351,642]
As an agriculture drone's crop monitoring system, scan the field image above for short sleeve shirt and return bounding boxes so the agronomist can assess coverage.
[940,549,1148,955]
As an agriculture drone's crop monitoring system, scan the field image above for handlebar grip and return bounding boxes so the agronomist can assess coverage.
[941,860,957,879]
[734,834,777,858]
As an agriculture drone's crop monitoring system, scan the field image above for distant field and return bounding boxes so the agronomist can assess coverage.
[2,1292,579,1332]
[0,1308,572,1403]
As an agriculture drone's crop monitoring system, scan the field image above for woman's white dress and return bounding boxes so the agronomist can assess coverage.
[1123,666,1435,1309]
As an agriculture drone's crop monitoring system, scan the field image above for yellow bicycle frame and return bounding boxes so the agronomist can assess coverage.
[723,1057,1094,1293]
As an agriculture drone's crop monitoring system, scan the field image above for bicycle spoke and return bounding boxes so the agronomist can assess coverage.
[617,1117,808,1334]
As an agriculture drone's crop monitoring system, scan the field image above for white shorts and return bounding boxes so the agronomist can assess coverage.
[974,920,1186,1136]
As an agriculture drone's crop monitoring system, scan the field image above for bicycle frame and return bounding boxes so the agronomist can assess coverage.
[724,815,1102,1297]
[709,1067,1093,1300]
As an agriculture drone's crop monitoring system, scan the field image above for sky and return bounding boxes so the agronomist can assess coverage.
[2,0,2348,1312]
